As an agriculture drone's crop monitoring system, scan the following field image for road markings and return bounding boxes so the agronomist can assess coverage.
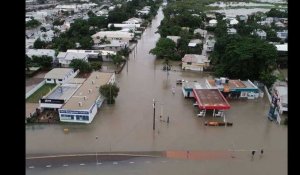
[129,161,135,164]
[46,165,52,168]
[113,162,118,165]
[97,162,102,165]
[28,166,34,169]
[80,163,85,166]
[63,164,68,167]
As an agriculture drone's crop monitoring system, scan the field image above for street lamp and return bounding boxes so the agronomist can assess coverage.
[153,99,156,130]
[95,136,98,164]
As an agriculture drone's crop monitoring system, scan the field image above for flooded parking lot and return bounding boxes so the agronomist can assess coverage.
[26,7,286,175]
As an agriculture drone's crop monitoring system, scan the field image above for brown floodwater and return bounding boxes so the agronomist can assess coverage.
[26,7,287,175]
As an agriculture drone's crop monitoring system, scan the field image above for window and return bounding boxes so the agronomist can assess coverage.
[75,115,89,121]
[187,62,192,65]
[58,79,63,81]
[47,79,51,81]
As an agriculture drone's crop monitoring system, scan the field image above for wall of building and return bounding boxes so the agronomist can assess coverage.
[59,109,91,123]
[182,62,204,71]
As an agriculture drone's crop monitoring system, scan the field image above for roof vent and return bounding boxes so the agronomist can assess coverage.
[92,80,94,84]
[96,75,98,79]
[84,96,87,100]
[88,89,92,93]
[78,102,82,107]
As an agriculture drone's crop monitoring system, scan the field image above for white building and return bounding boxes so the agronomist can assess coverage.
[39,30,55,42]
[274,86,287,114]
[92,31,134,44]
[208,19,218,27]
[275,43,288,52]
[193,28,207,38]
[229,18,239,25]
[182,54,210,71]
[206,39,216,52]
[188,39,202,47]
[44,68,76,84]
[227,28,237,35]
[166,36,181,45]
[277,30,288,41]
[93,40,128,52]
[108,23,140,30]
[59,72,115,124]
[123,17,143,24]
[55,5,79,12]
[251,29,267,40]
[66,49,117,61]
[57,52,89,67]
[26,49,56,61]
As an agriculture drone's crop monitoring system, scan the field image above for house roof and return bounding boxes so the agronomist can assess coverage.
[166,36,181,44]
[275,44,288,52]
[227,28,237,34]
[194,28,207,35]
[182,54,209,64]
[209,19,217,24]
[26,49,56,58]
[230,19,239,25]
[44,68,74,79]
[92,31,134,39]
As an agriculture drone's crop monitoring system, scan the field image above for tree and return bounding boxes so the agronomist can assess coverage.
[79,37,93,49]
[40,26,47,32]
[31,55,53,69]
[259,71,277,88]
[37,0,46,4]
[90,62,102,71]
[213,37,277,81]
[266,8,288,18]
[69,59,92,73]
[87,10,96,17]
[26,19,41,29]
[149,38,178,60]
[26,55,31,71]
[33,38,47,49]
[99,84,120,104]
[111,54,124,67]
[53,19,65,26]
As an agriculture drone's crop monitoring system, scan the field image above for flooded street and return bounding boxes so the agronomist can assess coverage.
[26,7,287,174]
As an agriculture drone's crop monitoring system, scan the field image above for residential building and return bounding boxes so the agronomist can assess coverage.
[227,28,237,35]
[206,39,216,52]
[92,31,134,44]
[57,52,89,67]
[108,23,140,30]
[229,18,239,25]
[193,28,207,38]
[188,39,202,47]
[44,68,76,84]
[208,19,217,27]
[274,86,288,114]
[92,40,128,52]
[123,17,143,24]
[66,49,117,61]
[251,29,267,40]
[26,49,56,61]
[166,36,181,45]
[277,30,288,41]
[181,54,210,71]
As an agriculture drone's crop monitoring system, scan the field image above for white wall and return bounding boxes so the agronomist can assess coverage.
[40,103,63,109]
[26,80,46,99]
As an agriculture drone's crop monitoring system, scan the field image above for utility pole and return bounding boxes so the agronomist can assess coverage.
[153,99,156,130]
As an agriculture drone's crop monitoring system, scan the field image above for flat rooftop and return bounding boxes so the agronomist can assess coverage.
[45,84,81,100]
[193,89,230,110]
[207,79,246,89]
[62,72,114,110]
[66,78,86,84]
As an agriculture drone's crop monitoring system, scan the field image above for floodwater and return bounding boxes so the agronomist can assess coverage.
[26,7,287,174]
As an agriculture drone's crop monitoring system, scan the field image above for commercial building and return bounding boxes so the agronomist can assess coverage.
[206,78,260,99]
[59,72,115,123]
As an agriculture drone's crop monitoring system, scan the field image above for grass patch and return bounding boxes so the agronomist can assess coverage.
[26,84,57,103]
